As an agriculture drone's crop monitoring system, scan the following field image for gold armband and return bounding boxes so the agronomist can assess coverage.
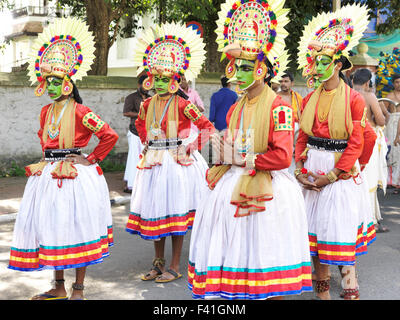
[294,168,302,178]
[326,170,338,183]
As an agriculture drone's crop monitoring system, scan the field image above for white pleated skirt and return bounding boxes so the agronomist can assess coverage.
[126,151,209,240]
[188,166,312,300]
[124,131,144,190]
[8,162,113,272]
[302,148,376,266]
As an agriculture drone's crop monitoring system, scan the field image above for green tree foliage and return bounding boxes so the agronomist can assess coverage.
[158,0,225,73]
[56,0,155,75]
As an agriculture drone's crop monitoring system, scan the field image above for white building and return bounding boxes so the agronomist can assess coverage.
[0,0,156,76]
[0,1,71,72]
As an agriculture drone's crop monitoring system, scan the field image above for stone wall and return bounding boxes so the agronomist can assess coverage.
[0,72,309,172]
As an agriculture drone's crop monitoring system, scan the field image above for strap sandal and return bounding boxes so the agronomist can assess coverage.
[30,293,68,300]
[141,257,166,281]
[155,268,182,283]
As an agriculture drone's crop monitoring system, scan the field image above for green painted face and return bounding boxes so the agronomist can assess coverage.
[154,75,170,95]
[46,76,63,100]
[316,55,335,82]
[235,59,256,90]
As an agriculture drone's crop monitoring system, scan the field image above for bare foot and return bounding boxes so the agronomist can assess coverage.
[316,291,331,300]
[31,287,67,300]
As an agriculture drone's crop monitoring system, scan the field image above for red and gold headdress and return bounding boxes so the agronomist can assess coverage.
[28,17,95,97]
[298,3,370,88]
[133,22,206,94]
[216,0,289,80]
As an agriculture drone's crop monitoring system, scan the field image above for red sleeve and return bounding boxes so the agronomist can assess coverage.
[37,104,52,152]
[294,92,314,163]
[335,90,366,172]
[76,104,119,164]
[135,97,151,144]
[254,97,294,171]
[358,121,377,166]
[86,124,119,163]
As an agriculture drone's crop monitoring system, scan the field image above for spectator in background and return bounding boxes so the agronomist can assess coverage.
[278,72,303,123]
[352,68,389,232]
[180,75,205,112]
[122,75,151,193]
[209,76,238,133]
[269,78,281,93]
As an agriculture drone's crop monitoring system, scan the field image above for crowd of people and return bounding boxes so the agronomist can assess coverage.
[6,0,398,301]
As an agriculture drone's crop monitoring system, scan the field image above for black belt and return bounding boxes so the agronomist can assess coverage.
[148,139,183,150]
[44,148,81,161]
[307,136,348,152]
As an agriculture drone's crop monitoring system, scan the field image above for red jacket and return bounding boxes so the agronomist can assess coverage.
[226,95,294,171]
[38,103,119,163]
[295,89,376,172]
[136,95,215,153]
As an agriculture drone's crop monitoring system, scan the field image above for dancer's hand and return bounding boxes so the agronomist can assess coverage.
[308,172,331,188]
[394,136,400,147]
[296,172,321,192]
[142,143,149,156]
[65,154,91,166]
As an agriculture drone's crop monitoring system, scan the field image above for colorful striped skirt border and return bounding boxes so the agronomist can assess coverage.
[309,222,376,265]
[187,261,313,300]
[126,210,195,240]
[8,226,113,271]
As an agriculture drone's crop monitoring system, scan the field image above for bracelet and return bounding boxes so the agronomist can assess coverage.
[326,170,338,183]
[294,167,308,177]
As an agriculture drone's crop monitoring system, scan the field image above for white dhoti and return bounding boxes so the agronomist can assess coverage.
[124,131,144,190]
[363,126,388,224]
[385,112,400,187]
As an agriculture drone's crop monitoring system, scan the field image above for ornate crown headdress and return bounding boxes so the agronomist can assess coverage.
[269,49,290,83]
[28,17,96,97]
[133,22,206,94]
[215,0,289,81]
[297,3,370,88]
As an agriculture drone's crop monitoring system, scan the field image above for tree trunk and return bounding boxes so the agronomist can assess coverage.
[85,0,112,75]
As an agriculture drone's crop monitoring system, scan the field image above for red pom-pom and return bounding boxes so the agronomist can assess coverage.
[301,168,308,174]
[96,166,103,176]
[248,169,256,176]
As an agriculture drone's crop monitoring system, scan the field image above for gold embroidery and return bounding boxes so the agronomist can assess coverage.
[82,112,105,133]
[138,102,145,121]
[272,106,293,131]
[184,103,202,122]
[361,107,367,128]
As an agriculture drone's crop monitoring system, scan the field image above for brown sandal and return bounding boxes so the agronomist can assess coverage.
[141,258,165,281]
[155,268,182,283]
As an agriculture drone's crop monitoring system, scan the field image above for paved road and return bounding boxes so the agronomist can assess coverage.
[0,189,399,300]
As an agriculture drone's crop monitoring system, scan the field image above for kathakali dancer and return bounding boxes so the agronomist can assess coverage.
[188,0,313,300]
[126,23,214,283]
[8,18,119,300]
[295,4,376,300]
